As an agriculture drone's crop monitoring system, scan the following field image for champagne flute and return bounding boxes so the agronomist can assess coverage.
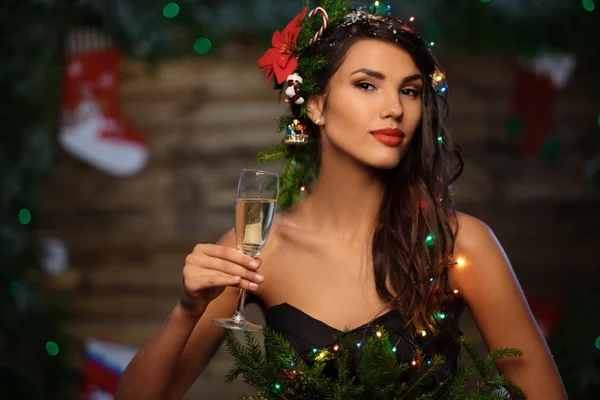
[213,169,279,331]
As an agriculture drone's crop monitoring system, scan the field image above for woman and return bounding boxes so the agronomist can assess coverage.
[116,5,567,399]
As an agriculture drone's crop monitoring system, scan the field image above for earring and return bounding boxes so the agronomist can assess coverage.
[314,117,323,125]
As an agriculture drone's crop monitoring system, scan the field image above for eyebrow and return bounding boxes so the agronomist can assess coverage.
[350,68,423,84]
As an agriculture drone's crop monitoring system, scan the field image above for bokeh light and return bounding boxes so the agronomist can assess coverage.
[46,341,59,356]
[583,0,595,12]
[9,282,18,296]
[193,37,212,54]
[18,209,31,224]
[162,3,180,18]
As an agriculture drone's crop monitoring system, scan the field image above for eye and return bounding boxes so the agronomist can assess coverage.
[401,88,421,97]
[355,81,377,91]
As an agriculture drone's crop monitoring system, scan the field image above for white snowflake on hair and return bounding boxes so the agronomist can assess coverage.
[340,10,366,27]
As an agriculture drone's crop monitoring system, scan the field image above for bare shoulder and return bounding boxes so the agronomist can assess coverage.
[448,211,507,297]
[448,211,567,398]
[453,211,497,254]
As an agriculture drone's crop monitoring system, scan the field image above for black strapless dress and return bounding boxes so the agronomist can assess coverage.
[265,301,465,379]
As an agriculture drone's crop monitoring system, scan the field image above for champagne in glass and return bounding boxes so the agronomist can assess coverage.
[235,198,277,257]
[213,169,279,331]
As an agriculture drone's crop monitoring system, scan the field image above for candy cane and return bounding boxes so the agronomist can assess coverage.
[308,6,329,44]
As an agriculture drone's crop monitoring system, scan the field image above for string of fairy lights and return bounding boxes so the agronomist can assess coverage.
[271,319,441,394]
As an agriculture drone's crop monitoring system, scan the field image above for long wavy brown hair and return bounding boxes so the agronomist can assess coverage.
[289,12,464,335]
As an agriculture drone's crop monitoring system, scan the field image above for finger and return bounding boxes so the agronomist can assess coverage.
[185,267,237,288]
[206,273,259,292]
[188,254,264,284]
[208,274,242,288]
[195,272,259,292]
[195,244,260,269]
[236,278,261,292]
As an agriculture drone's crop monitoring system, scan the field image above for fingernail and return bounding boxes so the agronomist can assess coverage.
[250,260,260,268]
[249,283,259,290]
[255,274,265,283]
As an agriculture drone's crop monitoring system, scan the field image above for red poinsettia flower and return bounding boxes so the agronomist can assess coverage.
[257,7,307,85]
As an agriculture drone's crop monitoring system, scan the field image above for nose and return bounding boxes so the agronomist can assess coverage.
[379,92,403,121]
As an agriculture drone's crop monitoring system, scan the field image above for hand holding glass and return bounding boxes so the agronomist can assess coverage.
[213,169,279,331]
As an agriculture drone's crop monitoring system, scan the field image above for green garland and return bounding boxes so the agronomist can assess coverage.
[224,327,526,399]
[257,0,352,210]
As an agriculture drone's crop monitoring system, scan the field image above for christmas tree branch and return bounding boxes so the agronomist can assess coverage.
[225,326,525,400]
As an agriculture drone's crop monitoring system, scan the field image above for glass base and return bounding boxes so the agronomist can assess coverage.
[213,311,262,331]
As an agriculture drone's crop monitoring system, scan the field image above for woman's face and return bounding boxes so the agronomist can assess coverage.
[312,39,424,170]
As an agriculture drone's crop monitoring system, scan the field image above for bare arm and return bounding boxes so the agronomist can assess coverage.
[116,231,263,400]
[449,213,567,399]
[162,288,238,399]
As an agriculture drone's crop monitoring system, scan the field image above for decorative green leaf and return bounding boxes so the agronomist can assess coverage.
[459,335,488,378]
[446,364,472,399]
[483,347,523,376]
[257,144,288,163]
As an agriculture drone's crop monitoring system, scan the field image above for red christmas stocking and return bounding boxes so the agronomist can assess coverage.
[60,29,149,176]
[509,52,576,159]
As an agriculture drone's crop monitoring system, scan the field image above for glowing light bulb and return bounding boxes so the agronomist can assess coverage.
[409,16,415,22]
[453,289,459,294]
[421,330,427,337]
[300,186,306,192]
[425,233,435,247]
[374,1,380,6]
[376,331,382,338]
[333,344,339,351]
[411,360,417,366]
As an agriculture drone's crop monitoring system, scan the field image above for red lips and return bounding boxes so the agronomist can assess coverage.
[370,128,405,146]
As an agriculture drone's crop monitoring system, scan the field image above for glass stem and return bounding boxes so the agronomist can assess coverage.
[233,288,247,322]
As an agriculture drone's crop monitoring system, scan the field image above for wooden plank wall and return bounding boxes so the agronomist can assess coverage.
[38,49,600,399]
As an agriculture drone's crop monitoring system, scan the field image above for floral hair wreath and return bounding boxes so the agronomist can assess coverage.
[257,1,448,210]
